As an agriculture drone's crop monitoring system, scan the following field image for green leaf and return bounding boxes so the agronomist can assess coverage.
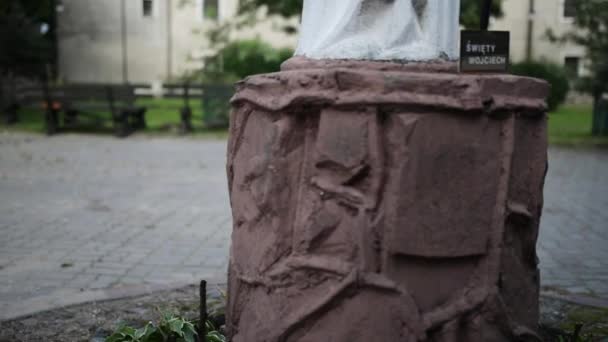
[105,333,127,342]
[182,328,196,342]
[135,322,157,340]
[205,320,216,331]
[206,331,226,342]
[167,317,185,336]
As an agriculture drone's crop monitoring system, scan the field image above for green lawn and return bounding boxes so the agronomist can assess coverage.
[2,99,607,146]
[548,104,608,148]
[135,98,202,130]
[0,98,227,138]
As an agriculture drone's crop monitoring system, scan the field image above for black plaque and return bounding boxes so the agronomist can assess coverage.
[460,31,510,73]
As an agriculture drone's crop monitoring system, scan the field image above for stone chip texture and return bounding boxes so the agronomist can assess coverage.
[226,58,549,342]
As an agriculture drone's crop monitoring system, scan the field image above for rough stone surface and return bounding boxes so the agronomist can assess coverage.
[226,59,549,341]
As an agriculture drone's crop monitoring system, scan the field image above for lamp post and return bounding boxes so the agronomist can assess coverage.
[49,0,58,80]
[225,1,549,341]
[481,0,492,31]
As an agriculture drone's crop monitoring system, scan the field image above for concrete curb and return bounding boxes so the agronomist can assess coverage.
[0,279,225,322]
[1,282,605,323]
[541,290,608,309]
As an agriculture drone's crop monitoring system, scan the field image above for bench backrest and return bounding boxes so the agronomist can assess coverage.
[132,83,204,99]
[16,84,136,111]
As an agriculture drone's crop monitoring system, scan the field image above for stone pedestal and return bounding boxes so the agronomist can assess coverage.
[226,58,549,342]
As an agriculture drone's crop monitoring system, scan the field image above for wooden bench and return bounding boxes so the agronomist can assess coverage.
[131,83,233,132]
[16,84,146,137]
[133,83,205,134]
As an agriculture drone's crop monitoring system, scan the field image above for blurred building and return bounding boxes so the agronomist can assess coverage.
[491,0,586,78]
[56,0,298,84]
[57,0,587,84]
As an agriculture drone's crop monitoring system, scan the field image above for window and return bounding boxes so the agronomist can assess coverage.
[203,0,219,20]
[563,0,576,18]
[143,0,154,17]
[564,57,580,79]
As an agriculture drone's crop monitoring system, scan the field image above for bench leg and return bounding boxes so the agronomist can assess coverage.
[45,108,59,135]
[133,107,147,130]
[64,109,79,126]
[180,106,193,134]
[2,103,19,125]
[113,110,130,137]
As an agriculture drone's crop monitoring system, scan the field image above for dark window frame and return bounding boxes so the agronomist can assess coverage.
[564,56,581,79]
[143,0,154,17]
[563,0,577,18]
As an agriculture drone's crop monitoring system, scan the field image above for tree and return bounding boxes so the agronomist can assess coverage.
[548,0,608,135]
[460,0,503,30]
[0,0,53,114]
[0,0,53,78]
[238,0,503,30]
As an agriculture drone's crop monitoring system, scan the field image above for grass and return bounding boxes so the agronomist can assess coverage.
[0,97,228,139]
[548,104,608,148]
[559,306,608,340]
[2,99,607,146]
[136,98,202,130]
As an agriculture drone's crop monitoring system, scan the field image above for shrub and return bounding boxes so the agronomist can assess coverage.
[510,60,570,112]
[220,39,294,79]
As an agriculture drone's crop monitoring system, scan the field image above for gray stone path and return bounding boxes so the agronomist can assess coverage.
[539,147,608,299]
[0,132,606,320]
[0,132,231,320]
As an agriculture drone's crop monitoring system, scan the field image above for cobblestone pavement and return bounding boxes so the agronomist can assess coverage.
[539,147,608,299]
[0,132,606,320]
[0,132,231,320]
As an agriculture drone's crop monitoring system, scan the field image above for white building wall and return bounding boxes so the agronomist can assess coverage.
[57,0,298,84]
[124,0,169,83]
[491,0,586,69]
[58,0,125,83]
[58,0,586,84]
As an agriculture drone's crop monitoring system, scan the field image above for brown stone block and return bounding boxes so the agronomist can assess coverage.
[226,59,549,342]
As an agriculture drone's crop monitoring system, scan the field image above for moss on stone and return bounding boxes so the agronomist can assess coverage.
[560,306,608,338]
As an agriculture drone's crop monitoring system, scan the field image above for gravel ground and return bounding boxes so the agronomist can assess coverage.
[0,286,606,342]
[0,284,225,342]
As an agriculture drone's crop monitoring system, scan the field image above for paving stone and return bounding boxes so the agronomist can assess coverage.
[89,275,120,289]
[0,132,606,319]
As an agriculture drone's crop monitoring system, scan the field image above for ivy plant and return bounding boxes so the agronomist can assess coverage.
[105,311,225,342]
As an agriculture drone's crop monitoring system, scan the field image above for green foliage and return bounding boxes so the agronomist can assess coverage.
[556,323,598,342]
[460,0,503,30]
[560,307,608,340]
[105,324,156,342]
[238,0,302,18]
[237,0,503,30]
[202,39,292,82]
[106,310,225,342]
[0,0,53,78]
[221,39,293,79]
[511,61,570,112]
[205,321,227,342]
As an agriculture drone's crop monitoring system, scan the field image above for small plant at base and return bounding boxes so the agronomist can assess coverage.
[556,323,597,342]
[105,310,225,342]
[205,321,226,342]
